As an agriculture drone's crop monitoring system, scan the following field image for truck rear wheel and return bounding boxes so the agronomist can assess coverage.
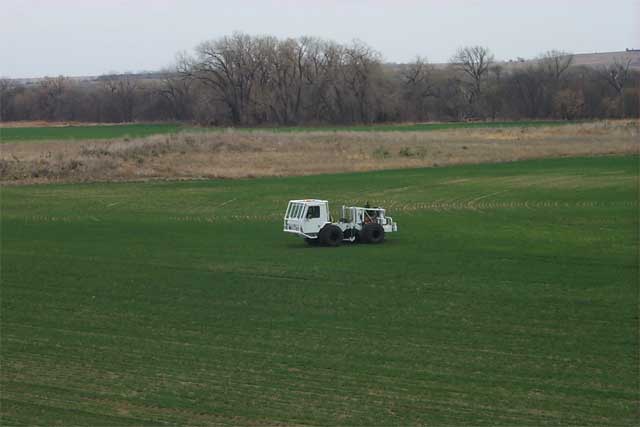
[361,223,385,244]
[319,224,343,246]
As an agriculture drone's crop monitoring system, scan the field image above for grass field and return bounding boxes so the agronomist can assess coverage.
[0,124,183,142]
[0,120,582,142]
[1,156,638,425]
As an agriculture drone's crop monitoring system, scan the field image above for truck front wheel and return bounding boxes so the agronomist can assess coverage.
[319,225,343,247]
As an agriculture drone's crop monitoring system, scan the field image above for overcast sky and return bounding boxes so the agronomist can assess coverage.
[1,0,638,78]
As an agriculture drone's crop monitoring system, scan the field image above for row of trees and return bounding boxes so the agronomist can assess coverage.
[1,33,638,125]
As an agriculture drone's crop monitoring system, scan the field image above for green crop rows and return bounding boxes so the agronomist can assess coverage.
[1,156,637,425]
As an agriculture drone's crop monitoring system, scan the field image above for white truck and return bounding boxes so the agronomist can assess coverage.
[283,199,398,246]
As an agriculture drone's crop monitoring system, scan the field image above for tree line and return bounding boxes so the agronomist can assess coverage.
[1,33,638,125]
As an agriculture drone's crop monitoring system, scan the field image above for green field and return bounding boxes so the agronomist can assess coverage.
[0,120,580,142]
[258,120,581,133]
[0,123,183,142]
[1,156,638,425]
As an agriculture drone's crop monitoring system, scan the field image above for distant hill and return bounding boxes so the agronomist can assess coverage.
[568,50,640,69]
[388,50,640,72]
[502,50,640,71]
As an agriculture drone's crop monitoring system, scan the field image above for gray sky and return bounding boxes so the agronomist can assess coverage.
[1,0,638,78]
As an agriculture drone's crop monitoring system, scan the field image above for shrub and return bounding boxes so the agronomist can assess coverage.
[373,146,390,159]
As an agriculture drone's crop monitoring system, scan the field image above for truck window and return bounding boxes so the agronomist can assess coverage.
[289,204,298,218]
[306,205,320,219]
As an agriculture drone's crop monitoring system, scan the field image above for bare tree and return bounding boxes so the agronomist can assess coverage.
[450,46,494,115]
[156,69,194,121]
[343,40,383,123]
[508,66,547,118]
[254,36,308,125]
[270,37,315,125]
[316,41,348,123]
[401,57,437,121]
[436,76,467,121]
[0,78,18,121]
[600,58,631,96]
[485,65,506,120]
[539,50,574,81]
[35,76,67,120]
[277,39,349,124]
[297,37,335,122]
[100,74,138,122]
[599,57,632,116]
[181,34,384,125]
[185,32,263,125]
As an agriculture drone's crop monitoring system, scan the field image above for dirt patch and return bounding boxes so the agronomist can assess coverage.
[1,121,638,185]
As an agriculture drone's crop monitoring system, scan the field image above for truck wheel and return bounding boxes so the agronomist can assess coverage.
[362,224,385,244]
[319,224,343,246]
[357,228,368,243]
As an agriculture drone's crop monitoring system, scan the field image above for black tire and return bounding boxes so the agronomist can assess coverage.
[357,228,368,243]
[361,223,385,244]
[319,224,343,247]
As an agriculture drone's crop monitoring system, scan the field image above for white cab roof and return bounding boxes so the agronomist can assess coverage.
[288,199,328,204]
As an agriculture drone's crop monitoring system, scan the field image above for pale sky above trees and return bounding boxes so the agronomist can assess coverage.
[1,0,638,78]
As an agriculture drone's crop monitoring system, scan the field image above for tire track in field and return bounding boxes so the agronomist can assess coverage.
[5,199,636,225]
[373,199,635,214]
[371,171,637,214]
[168,214,282,223]
[5,199,636,224]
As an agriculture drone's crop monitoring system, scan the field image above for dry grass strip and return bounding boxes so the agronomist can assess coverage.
[1,121,638,185]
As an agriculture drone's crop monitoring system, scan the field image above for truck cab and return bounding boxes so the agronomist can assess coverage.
[283,199,330,239]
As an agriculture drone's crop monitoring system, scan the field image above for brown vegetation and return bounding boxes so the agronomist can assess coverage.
[1,121,637,185]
